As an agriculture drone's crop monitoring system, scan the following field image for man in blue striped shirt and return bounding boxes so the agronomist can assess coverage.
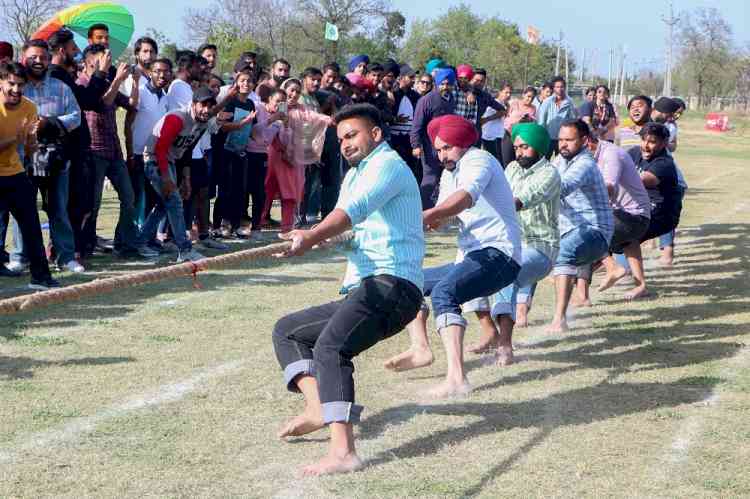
[548,119,613,333]
[272,103,424,477]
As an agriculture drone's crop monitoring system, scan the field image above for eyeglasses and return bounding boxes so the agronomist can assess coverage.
[418,80,432,85]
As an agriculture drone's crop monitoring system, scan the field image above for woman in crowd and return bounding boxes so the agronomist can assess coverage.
[500,86,538,167]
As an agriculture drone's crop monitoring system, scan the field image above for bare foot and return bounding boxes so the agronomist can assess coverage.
[425,378,472,399]
[384,346,434,372]
[570,295,593,307]
[495,345,515,366]
[658,257,674,267]
[624,286,651,301]
[467,334,499,354]
[597,266,628,292]
[300,452,363,477]
[545,320,569,333]
[278,412,325,439]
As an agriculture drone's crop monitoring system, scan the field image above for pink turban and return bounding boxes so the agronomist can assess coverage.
[456,64,474,79]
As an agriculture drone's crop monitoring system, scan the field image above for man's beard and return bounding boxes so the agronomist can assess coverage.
[559,146,580,160]
[273,75,285,85]
[517,154,540,169]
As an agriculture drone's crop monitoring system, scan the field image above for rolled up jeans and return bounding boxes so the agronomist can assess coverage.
[138,161,191,251]
[272,275,422,425]
[554,226,609,277]
[464,247,554,321]
[423,247,520,331]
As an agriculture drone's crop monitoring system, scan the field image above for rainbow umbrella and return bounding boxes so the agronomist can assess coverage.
[31,2,134,60]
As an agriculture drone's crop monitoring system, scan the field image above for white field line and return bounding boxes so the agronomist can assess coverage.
[0,360,248,465]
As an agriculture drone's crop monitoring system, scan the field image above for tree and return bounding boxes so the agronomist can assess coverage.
[0,0,69,44]
[676,7,734,106]
[144,28,178,62]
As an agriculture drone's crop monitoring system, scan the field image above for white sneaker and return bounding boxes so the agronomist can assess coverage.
[176,249,205,263]
[65,260,85,273]
[6,260,28,273]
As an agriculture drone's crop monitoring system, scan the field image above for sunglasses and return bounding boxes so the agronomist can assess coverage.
[418,80,432,85]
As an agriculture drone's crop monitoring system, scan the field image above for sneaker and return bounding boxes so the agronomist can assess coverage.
[235,227,253,239]
[136,245,160,258]
[176,248,205,263]
[6,260,28,273]
[0,264,22,278]
[198,237,229,250]
[29,276,62,290]
[94,237,114,254]
[64,260,85,273]
[161,241,179,254]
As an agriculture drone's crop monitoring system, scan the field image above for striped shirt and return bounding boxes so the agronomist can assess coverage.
[505,157,561,261]
[24,72,80,132]
[438,148,522,264]
[337,142,425,291]
[554,149,614,242]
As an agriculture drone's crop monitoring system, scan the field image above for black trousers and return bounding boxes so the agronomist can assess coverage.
[272,274,422,424]
[0,173,52,281]
[245,152,267,230]
[500,131,516,168]
[390,134,422,185]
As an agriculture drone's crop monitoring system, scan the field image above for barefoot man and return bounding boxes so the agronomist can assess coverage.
[598,122,682,299]
[272,103,424,476]
[547,119,613,333]
[462,123,561,364]
[385,114,521,395]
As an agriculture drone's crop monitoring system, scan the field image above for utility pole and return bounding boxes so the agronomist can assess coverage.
[555,30,563,75]
[565,45,569,82]
[608,48,613,89]
[661,0,680,96]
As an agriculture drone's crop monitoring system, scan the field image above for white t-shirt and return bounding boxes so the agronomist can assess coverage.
[480,104,504,140]
[132,81,169,155]
[167,79,194,111]
[438,148,522,264]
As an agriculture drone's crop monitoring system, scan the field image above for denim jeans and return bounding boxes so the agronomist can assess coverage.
[300,164,322,222]
[139,162,192,251]
[0,173,52,281]
[554,226,609,276]
[245,152,268,230]
[272,275,422,424]
[12,168,75,266]
[130,154,158,228]
[85,154,140,252]
[423,247,521,331]
[464,247,554,320]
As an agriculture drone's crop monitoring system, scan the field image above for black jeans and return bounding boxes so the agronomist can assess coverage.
[273,274,422,424]
[482,138,501,164]
[0,173,52,281]
[245,152,267,230]
[500,131,516,168]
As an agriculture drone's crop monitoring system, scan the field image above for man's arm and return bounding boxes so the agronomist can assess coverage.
[102,63,131,106]
[280,208,352,257]
[559,158,596,197]
[410,97,428,153]
[57,84,81,131]
[514,167,561,210]
[124,107,137,167]
[423,190,473,228]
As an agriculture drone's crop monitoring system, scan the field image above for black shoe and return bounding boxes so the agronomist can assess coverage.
[0,265,22,278]
[29,277,62,290]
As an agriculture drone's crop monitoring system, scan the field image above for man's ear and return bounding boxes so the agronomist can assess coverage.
[371,126,383,142]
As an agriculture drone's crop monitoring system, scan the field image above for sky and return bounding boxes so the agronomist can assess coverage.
[3,0,748,77]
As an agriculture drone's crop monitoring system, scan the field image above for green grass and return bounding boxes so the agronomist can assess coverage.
[0,114,749,497]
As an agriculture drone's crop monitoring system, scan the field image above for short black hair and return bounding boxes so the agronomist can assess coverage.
[240,51,256,60]
[302,66,322,79]
[176,51,198,71]
[235,67,257,82]
[673,97,686,111]
[639,122,670,142]
[499,80,512,91]
[273,58,290,68]
[334,103,384,130]
[560,119,590,139]
[627,95,652,110]
[523,86,537,96]
[323,62,340,74]
[0,62,28,81]
[474,68,487,77]
[585,86,596,95]
[82,44,107,59]
[367,63,384,74]
[551,76,566,86]
[135,36,158,55]
[48,29,75,52]
[595,84,610,95]
[22,39,49,52]
[87,23,109,39]
[152,57,173,70]
[208,73,225,86]
[541,81,552,90]
[197,43,218,55]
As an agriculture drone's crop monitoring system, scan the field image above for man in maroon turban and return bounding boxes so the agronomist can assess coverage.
[385,114,524,398]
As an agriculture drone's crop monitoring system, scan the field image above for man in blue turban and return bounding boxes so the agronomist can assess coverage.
[348,55,369,75]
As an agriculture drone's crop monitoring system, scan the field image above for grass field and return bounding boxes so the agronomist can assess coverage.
[1,112,749,498]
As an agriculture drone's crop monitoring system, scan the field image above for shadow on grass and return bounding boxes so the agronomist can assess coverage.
[0,355,136,380]
[360,223,747,493]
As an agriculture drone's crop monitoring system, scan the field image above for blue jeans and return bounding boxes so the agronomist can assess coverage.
[464,247,554,320]
[424,247,520,331]
[554,226,609,276]
[12,169,75,266]
[139,162,191,251]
